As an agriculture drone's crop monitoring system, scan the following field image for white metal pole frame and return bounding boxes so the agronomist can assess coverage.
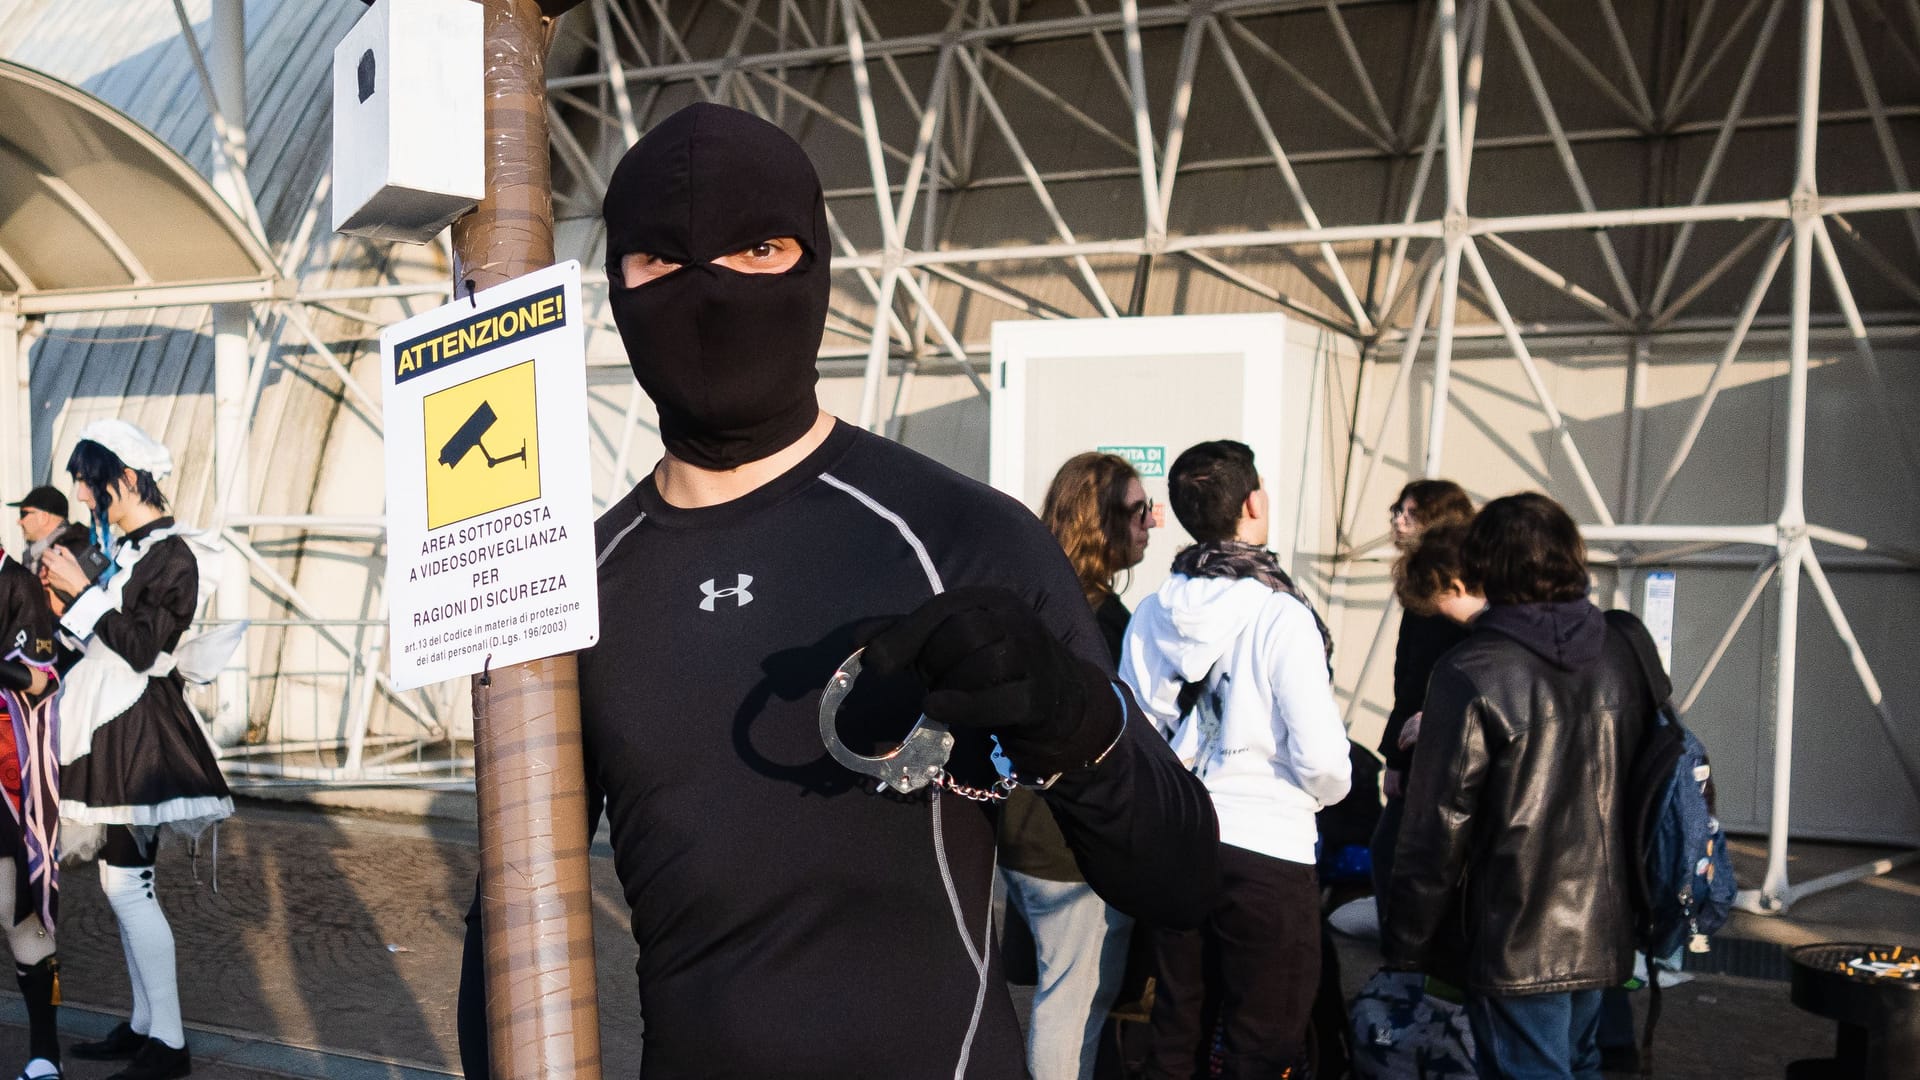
[1746,0,1824,915]
[539,5,1920,854]
[209,0,253,749]
[43,0,1910,803]
[1426,0,1470,478]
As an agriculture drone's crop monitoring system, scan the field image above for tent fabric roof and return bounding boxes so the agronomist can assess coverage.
[0,58,275,302]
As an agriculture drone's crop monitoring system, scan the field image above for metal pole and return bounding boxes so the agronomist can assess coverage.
[1154,15,1207,229]
[209,0,253,747]
[1755,0,1824,913]
[1759,533,1805,912]
[1121,0,1163,241]
[1614,334,1648,606]
[843,0,905,432]
[1427,0,1466,478]
[452,2,602,1075]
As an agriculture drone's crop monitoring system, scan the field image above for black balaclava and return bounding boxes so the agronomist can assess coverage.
[603,103,832,470]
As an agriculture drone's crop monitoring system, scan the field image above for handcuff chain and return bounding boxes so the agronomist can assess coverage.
[931,770,1017,803]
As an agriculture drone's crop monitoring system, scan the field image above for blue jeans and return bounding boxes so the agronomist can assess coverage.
[1466,990,1604,1080]
[1002,868,1132,1080]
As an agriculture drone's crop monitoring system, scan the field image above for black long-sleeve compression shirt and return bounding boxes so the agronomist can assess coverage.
[478,420,1218,1078]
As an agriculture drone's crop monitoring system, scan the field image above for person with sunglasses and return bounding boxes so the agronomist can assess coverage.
[999,451,1158,1080]
[1371,479,1474,921]
[6,489,70,577]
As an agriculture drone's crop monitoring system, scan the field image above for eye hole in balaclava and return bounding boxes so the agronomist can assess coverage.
[602,103,833,472]
[618,237,805,289]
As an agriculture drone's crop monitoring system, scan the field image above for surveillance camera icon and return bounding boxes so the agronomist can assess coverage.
[439,401,527,469]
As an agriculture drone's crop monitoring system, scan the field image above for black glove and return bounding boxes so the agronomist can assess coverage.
[861,587,1122,778]
[0,659,32,694]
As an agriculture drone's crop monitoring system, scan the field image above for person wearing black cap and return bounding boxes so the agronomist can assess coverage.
[7,489,69,577]
[457,103,1220,1079]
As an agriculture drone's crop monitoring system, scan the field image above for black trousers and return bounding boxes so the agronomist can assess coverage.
[1144,843,1319,1079]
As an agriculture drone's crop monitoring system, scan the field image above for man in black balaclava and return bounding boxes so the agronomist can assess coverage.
[601,102,831,469]
[459,103,1219,1079]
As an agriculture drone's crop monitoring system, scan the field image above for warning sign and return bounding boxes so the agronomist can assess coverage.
[423,362,540,529]
[381,263,599,690]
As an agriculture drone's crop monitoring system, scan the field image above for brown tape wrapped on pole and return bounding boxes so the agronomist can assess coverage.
[452,2,600,1079]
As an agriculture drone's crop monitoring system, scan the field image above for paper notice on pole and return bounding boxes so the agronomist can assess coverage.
[1643,570,1676,672]
[381,261,599,690]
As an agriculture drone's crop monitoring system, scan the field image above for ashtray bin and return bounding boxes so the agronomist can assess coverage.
[1788,943,1920,1079]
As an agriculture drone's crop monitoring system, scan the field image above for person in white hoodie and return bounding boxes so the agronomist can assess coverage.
[1122,439,1350,1079]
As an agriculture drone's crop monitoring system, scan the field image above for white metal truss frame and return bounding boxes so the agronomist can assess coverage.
[531,0,1920,912]
[17,0,1903,887]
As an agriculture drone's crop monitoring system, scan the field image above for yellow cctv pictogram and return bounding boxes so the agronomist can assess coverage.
[422,360,541,530]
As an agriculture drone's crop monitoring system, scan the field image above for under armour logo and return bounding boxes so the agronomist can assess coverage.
[700,574,754,611]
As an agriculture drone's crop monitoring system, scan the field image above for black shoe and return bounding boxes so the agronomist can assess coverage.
[67,1023,145,1061]
[103,1040,189,1080]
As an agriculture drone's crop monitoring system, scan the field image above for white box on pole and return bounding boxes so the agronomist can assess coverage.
[381,262,600,690]
[331,0,484,244]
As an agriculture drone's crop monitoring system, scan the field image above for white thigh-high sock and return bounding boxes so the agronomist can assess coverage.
[119,922,150,1035]
[98,862,183,1049]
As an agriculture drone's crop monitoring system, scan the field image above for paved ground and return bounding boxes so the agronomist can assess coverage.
[4,802,643,1078]
[0,799,1907,1078]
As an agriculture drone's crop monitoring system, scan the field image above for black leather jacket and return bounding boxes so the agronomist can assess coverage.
[1383,602,1658,994]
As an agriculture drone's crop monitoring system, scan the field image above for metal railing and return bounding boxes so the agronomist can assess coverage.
[191,618,474,789]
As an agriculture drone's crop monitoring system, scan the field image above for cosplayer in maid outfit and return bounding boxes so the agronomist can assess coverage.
[39,420,236,1080]
[0,535,62,1080]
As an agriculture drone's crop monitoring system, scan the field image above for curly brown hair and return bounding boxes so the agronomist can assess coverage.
[1393,478,1474,537]
[1393,524,1471,617]
[1042,452,1141,608]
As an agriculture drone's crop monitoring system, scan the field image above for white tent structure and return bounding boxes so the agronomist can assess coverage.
[1,0,1915,912]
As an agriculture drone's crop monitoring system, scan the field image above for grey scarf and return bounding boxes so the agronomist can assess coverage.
[1171,540,1333,671]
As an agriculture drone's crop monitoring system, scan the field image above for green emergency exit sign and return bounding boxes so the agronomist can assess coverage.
[1099,444,1166,477]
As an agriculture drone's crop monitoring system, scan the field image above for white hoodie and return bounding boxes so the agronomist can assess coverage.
[1121,574,1351,865]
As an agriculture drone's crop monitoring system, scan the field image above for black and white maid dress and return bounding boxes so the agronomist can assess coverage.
[54,518,233,859]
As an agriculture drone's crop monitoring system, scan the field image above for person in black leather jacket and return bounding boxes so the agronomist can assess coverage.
[1383,493,1654,1080]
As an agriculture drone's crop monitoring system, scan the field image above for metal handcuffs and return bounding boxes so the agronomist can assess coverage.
[819,647,1126,801]
[818,648,957,795]
[818,648,1036,802]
